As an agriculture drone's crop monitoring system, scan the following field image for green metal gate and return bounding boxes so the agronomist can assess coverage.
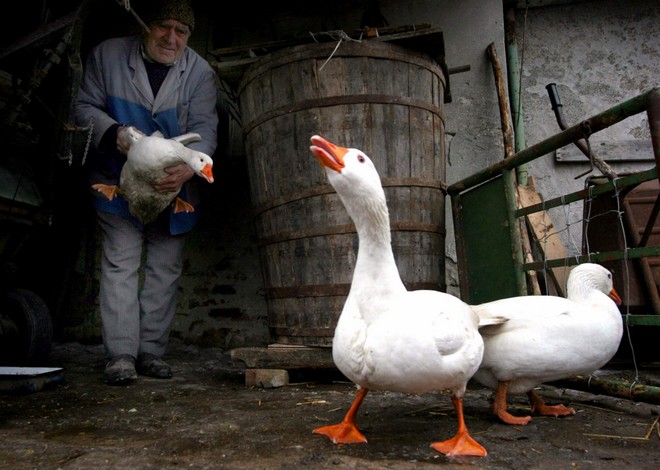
[449,87,660,327]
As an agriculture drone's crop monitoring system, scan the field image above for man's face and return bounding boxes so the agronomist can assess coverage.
[144,19,191,65]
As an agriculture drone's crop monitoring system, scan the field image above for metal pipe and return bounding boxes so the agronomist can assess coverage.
[648,87,660,170]
[505,6,528,185]
[550,375,660,405]
[514,167,657,216]
[447,88,659,196]
[522,245,660,272]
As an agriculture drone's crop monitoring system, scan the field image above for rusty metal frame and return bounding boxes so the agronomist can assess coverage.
[449,87,660,326]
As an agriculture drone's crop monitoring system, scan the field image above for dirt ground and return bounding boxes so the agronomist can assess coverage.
[1,340,660,470]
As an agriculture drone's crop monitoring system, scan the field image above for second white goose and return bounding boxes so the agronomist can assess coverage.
[471,262,623,425]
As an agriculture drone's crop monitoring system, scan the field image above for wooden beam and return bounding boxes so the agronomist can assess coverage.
[517,178,571,296]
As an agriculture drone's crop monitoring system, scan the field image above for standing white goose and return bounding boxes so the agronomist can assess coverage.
[92,128,214,224]
[471,263,623,425]
[309,134,490,457]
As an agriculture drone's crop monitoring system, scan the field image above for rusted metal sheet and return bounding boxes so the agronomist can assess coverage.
[585,179,660,316]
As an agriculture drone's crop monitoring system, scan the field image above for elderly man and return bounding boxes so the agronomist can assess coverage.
[76,0,219,385]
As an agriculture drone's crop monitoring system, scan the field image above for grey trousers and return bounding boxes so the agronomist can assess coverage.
[96,210,185,360]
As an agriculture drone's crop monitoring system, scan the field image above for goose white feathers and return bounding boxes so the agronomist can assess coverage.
[471,262,623,425]
[92,128,214,224]
[309,134,489,457]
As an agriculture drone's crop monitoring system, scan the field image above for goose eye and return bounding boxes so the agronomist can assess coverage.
[358,155,366,163]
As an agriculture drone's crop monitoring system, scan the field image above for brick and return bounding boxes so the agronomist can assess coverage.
[244,369,289,388]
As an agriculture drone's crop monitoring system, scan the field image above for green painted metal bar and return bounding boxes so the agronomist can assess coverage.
[450,86,660,323]
[447,88,658,196]
[501,7,527,295]
[521,245,660,272]
[515,167,658,218]
[504,6,528,186]
[625,315,660,326]
[649,87,660,168]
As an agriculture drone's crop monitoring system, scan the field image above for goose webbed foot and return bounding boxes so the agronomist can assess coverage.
[431,395,487,457]
[92,183,121,201]
[173,197,195,214]
[528,390,575,417]
[313,387,368,444]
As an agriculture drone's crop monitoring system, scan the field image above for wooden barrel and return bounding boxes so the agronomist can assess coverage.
[238,40,446,346]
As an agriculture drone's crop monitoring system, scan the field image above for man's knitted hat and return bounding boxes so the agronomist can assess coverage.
[144,0,195,32]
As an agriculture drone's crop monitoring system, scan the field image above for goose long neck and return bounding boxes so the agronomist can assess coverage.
[351,204,391,246]
[348,199,403,288]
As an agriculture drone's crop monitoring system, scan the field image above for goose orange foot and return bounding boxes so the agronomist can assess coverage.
[494,408,532,425]
[528,390,575,417]
[313,387,368,444]
[431,395,487,457]
[173,197,196,214]
[430,430,487,457]
[92,183,120,201]
[313,422,367,444]
[492,381,532,425]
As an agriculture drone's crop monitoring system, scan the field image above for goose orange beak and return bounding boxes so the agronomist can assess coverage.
[200,164,214,183]
[609,288,622,306]
[310,135,347,173]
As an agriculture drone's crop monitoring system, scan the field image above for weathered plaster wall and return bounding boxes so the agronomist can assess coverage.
[386,0,508,296]
[513,0,659,256]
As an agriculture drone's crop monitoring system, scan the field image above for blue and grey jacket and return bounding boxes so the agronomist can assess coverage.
[76,35,219,234]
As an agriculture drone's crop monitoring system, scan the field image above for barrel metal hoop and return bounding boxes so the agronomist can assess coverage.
[242,94,445,136]
[257,222,446,247]
[251,177,447,216]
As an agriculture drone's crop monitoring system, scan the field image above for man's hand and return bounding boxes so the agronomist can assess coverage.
[152,163,194,193]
